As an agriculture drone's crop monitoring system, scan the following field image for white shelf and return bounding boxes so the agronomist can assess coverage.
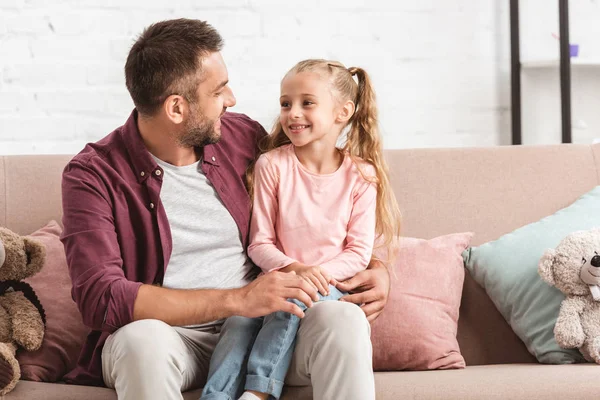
[522,59,600,68]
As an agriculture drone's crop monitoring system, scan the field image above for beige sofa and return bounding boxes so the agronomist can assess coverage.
[2,143,600,399]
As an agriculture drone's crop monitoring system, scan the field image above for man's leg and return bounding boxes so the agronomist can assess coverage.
[102,319,219,400]
[285,300,375,400]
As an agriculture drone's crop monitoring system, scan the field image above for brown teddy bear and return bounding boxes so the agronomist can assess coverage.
[538,228,600,363]
[0,227,46,395]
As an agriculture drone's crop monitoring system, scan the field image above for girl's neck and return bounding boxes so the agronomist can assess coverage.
[293,143,343,175]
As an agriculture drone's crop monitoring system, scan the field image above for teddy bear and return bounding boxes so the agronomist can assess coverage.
[0,227,46,395]
[538,228,600,363]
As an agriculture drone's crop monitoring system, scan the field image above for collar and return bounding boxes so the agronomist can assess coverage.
[202,144,220,167]
[121,109,223,178]
[120,109,161,184]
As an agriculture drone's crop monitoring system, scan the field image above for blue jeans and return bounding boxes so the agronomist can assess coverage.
[201,285,346,400]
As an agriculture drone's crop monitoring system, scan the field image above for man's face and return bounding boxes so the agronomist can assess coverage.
[178,51,236,147]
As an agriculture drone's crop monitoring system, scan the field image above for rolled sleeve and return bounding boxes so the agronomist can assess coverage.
[61,161,140,333]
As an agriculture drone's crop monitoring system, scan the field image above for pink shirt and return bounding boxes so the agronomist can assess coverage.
[248,144,377,281]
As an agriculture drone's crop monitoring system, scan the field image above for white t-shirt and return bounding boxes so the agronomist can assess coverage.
[152,155,256,326]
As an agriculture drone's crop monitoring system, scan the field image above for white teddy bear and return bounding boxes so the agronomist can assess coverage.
[538,228,600,363]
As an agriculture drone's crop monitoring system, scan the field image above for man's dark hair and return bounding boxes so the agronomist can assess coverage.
[125,18,224,116]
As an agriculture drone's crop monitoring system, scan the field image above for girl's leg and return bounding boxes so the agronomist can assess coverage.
[201,316,263,400]
[244,306,303,399]
[244,284,345,399]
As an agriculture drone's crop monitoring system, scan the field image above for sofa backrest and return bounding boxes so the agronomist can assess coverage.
[1,143,599,366]
[0,155,72,236]
[386,143,600,365]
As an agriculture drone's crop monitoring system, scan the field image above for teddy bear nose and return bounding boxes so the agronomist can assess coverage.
[591,255,600,268]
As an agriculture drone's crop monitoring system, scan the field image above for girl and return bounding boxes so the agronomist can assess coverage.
[201,59,401,400]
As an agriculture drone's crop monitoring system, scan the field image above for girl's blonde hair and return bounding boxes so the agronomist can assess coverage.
[247,59,402,263]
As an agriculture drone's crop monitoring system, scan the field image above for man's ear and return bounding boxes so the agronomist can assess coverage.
[163,94,186,125]
[335,100,355,124]
[538,249,557,286]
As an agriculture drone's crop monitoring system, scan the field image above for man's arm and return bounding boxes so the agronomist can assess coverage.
[134,270,318,324]
[62,161,143,333]
[336,259,390,323]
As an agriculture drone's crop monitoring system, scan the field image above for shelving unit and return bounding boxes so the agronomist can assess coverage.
[522,59,600,68]
[510,0,573,145]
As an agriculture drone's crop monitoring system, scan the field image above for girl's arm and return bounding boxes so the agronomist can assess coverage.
[320,177,377,282]
[248,155,298,272]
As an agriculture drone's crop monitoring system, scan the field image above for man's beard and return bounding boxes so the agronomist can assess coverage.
[178,110,221,148]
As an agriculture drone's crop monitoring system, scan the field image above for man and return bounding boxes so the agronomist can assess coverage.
[62,18,390,400]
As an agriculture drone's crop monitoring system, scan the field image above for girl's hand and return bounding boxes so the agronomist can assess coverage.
[282,262,336,296]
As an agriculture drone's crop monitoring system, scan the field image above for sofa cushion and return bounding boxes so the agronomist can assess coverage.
[372,363,600,400]
[5,380,206,400]
[463,186,600,364]
[17,221,88,382]
[371,233,472,370]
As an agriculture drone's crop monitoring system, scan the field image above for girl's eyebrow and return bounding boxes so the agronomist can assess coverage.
[279,93,318,99]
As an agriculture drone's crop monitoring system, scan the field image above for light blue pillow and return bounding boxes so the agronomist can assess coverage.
[463,186,600,364]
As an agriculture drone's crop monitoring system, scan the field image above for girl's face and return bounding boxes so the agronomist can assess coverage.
[279,71,344,149]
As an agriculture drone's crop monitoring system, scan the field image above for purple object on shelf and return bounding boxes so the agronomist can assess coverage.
[570,44,579,57]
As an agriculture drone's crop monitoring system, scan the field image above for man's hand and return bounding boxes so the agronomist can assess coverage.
[235,270,319,319]
[336,260,390,323]
[282,262,336,296]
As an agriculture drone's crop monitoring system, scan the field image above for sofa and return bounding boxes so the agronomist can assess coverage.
[2,143,600,399]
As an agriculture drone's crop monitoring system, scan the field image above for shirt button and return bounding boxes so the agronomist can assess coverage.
[211,156,216,162]
[149,202,155,209]
[140,171,145,177]
[155,170,161,176]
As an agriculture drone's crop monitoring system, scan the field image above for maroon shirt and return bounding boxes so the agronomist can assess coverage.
[61,110,266,386]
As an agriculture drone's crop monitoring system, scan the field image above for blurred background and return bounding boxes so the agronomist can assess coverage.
[0,0,599,154]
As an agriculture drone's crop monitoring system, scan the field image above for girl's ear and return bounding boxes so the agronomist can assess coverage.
[336,100,355,124]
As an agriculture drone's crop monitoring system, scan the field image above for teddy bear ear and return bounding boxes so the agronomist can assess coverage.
[23,237,46,276]
[538,249,557,286]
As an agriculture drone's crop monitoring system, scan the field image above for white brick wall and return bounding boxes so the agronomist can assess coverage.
[1,0,595,155]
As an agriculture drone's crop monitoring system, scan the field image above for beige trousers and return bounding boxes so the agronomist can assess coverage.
[102,301,374,400]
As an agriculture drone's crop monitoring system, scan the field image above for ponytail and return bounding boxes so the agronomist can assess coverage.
[344,66,402,264]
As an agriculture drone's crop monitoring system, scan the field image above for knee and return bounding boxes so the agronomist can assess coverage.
[310,301,368,330]
[106,319,181,365]
[303,301,371,352]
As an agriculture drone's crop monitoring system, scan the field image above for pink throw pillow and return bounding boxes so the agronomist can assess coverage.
[371,232,472,370]
[17,221,88,382]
